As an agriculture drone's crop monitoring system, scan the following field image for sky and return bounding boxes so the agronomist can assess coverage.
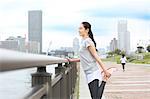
[0,0,149,52]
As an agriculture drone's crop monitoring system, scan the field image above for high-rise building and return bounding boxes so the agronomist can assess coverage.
[110,38,118,52]
[28,10,42,53]
[16,36,26,52]
[0,36,26,52]
[0,36,18,51]
[118,20,130,53]
[27,41,40,54]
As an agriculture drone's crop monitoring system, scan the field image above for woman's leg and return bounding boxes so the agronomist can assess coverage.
[88,79,99,99]
[88,79,106,99]
[122,63,124,71]
[88,68,116,99]
[122,63,125,71]
[124,63,126,71]
[97,81,106,98]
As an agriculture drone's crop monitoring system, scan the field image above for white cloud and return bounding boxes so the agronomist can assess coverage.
[0,0,149,52]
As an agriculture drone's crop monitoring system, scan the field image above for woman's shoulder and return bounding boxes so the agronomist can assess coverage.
[84,37,90,40]
[84,37,92,42]
[82,37,94,48]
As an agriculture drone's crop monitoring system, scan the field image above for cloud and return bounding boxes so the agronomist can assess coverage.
[44,25,76,33]
[81,1,150,20]
[0,0,149,51]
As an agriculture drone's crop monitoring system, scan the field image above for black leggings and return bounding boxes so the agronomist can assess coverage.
[121,63,125,70]
[88,79,106,99]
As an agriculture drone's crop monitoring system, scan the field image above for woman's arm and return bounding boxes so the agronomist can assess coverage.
[87,45,111,77]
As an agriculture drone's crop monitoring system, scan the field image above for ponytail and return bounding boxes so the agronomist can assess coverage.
[82,22,98,51]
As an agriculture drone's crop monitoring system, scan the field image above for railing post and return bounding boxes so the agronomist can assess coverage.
[72,62,77,92]
[67,62,72,99]
[54,63,68,99]
[55,63,63,75]
[61,63,69,99]
[70,62,74,99]
[69,62,78,99]
[31,66,52,99]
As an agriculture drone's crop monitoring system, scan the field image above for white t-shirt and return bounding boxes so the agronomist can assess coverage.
[86,67,102,84]
[120,57,127,63]
[79,37,102,84]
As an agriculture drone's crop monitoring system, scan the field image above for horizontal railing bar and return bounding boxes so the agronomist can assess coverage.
[0,48,80,72]
[0,49,80,99]
[51,73,63,86]
[23,84,47,99]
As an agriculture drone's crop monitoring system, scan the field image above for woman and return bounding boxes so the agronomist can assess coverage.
[120,54,127,72]
[79,22,116,99]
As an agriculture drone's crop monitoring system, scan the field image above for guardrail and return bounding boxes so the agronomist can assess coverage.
[0,48,80,99]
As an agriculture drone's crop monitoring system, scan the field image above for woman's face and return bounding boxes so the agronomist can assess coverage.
[78,24,88,37]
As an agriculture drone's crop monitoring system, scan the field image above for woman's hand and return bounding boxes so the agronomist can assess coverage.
[104,70,111,78]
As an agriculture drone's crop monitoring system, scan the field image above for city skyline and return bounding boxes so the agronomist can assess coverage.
[0,0,149,52]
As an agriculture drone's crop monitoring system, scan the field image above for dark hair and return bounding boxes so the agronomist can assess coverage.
[82,22,98,51]
[122,54,125,58]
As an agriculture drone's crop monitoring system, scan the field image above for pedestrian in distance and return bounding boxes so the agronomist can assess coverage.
[120,54,127,72]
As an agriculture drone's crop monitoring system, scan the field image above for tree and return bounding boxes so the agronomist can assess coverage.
[147,45,150,52]
[114,49,121,55]
[120,51,126,55]
[107,51,114,56]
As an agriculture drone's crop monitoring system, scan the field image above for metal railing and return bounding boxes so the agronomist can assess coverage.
[0,48,80,99]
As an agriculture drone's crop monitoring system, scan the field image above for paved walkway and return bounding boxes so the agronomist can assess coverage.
[104,62,150,99]
[79,65,92,99]
[79,62,150,99]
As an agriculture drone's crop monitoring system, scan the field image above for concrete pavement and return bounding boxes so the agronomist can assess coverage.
[104,62,150,99]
